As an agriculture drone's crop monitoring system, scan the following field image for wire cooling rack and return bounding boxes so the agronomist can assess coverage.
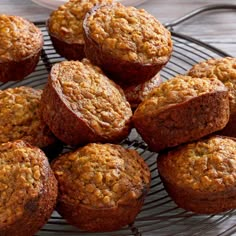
[1,4,236,236]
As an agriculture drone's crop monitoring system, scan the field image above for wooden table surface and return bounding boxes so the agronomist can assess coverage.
[1,0,236,55]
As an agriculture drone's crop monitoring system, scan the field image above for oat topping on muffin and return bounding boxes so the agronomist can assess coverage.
[48,0,113,45]
[158,136,236,192]
[53,143,150,208]
[85,3,172,64]
[188,57,236,113]
[0,15,43,61]
[50,59,131,135]
[157,135,236,214]
[0,86,57,149]
[0,15,43,82]
[41,59,132,146]
[52,143,150,232]
[188,57,236,137]
[133,75,229,152]
[137,75,226,114]
[0,140,57,235]
[83,3,172,86]
[0,141,44,226]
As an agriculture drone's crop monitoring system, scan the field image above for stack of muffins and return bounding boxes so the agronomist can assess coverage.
[1,0,236,234]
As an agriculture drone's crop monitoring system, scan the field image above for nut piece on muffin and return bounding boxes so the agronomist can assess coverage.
[0,140,57,235]
[0,15,43,82]
[133,75,229,152]
[188,57,236,137]
[0,86,61,157]
[51,143,151,232]
[124,72,163,110]
[83,3,172,87]
[157,135,236,214]
[41,59,132,146]
[47,0,113,60]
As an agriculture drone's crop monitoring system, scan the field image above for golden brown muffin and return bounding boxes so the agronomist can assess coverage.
[0,140,58,235]
[124,72,163,110]
[0,15,43,82]
[0,86,60,157]
[51,143,151,232]
[41,59,132,146]
[188,57,236,137]
[133,75,229,152]
[47,0,113,60]
[83,3,172,87]
[157,135,236,214]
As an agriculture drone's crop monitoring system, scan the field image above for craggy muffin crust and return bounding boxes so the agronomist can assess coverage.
[52,143,151,232]
[41,59,132,146]
[0,15,42,61]
[83,3,172,86]
[0,15,43,82]
[85,3,171,64]
[48,0,112,60]
[133,75,229,152]
[0,140,57,235]
[0,86,58,150]
[124,72,163,110]
[157,135,236,214]
[188,57,236,137]
[48,0,113,45]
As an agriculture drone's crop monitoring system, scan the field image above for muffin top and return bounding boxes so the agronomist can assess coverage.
[84,3,172,64]
[0,140,47,227]
[52,143,150,208]
[0,15,43,62]
[0,86,56,148]
[135,75,227,116]
[188,57,236,113]
[157,136,236,193]
[50,59,132,138]
[48,0,112,44]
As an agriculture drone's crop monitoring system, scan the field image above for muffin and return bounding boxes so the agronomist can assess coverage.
[188,57,236,137]
[51,143,151,232]
[47,0,113,60]
[41,59,132,146]
[133,75,229,152]
[0,15,43,82]
[83,3,172,87]
[124,72,163,110]
[0,86,60,157]
[0,140,57,235]
[157,135,236,214]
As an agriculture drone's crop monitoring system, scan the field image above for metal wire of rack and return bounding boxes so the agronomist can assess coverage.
[1,4,236,236]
